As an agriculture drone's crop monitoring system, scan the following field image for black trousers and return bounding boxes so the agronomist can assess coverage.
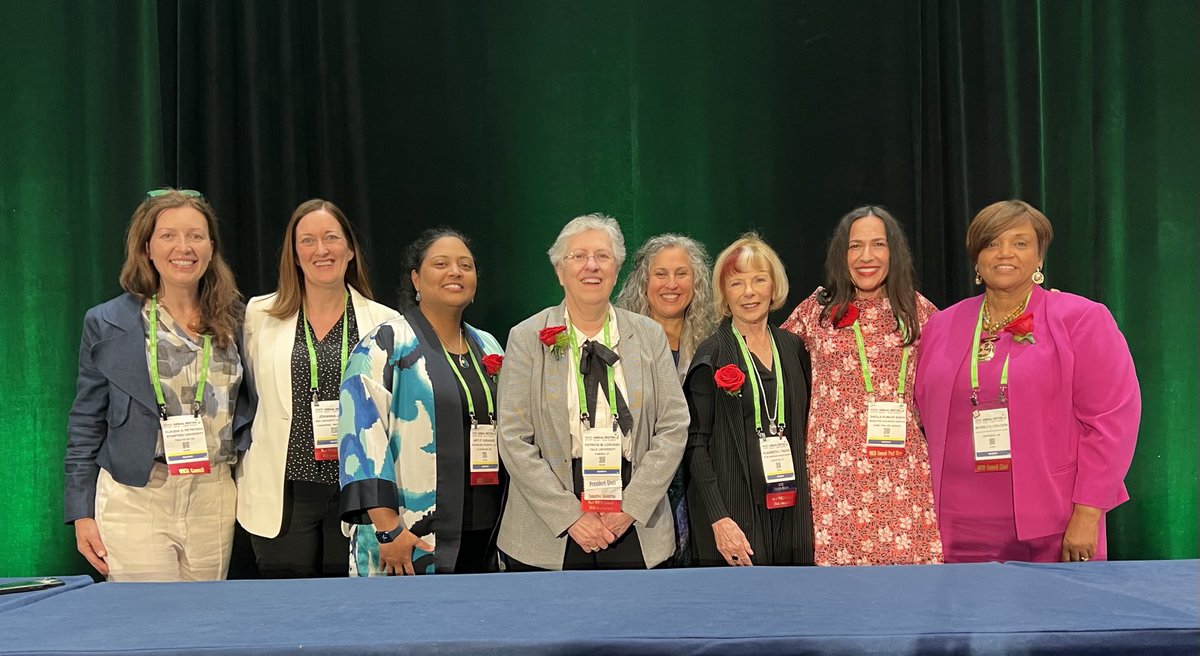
[504,458,648,571]
[250,480,348,578]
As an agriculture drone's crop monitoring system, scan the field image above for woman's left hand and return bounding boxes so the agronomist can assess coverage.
[1061,504,1102,562]
[599,511,635,539]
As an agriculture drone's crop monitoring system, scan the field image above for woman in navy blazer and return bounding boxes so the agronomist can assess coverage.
[65,189,248,581]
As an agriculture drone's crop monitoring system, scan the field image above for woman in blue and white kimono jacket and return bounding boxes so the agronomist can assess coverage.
[337,306,504,576]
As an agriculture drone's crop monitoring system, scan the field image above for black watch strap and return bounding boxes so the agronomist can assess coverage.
[375,523,404,544]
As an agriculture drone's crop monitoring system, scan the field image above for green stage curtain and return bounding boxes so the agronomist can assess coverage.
[0,0,1193,577]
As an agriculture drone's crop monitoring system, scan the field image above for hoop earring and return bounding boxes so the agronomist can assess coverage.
[974,270,983,286]
[415,291,422,302]
[1032,267,1045,285]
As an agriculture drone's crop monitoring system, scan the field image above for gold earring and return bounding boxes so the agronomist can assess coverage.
[1032,267,1045,285]
[974,270,983,285]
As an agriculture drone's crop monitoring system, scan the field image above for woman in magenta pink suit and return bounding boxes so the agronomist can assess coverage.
[914,200,1140,563]
[782,206,943,566]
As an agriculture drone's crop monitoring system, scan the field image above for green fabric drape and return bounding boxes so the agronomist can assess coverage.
[0,0,1194,577]
[0,1,165,576]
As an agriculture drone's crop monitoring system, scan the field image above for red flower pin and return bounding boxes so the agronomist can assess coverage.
[714,364,746,397]
[539,325,570,360]
[833,303,860,329]
[481,354,503,377]
[1004,312,1036,344]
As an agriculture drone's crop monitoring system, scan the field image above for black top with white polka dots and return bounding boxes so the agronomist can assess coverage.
[285,299,359,484]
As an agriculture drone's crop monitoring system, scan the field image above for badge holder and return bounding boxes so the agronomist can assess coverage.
[865,400,907,458]
[469,419,500,486]
[581,418,623,512]
[311,392,340,461]
[759,425,797,509]
[971,387,1012,473]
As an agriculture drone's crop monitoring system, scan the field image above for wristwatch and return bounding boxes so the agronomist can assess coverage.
[375,523,404,544]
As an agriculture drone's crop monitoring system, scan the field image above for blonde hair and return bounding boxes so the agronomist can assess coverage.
[711,232,789,317]
[118,189,241,348]
[268,199,374,319]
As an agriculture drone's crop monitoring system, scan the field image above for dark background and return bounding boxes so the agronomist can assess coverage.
[0,0,1195,576]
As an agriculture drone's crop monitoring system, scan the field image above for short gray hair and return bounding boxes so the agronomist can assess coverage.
[547,213,627,269]
[615,233,718,364]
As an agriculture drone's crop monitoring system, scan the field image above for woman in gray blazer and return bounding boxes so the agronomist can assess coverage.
[496,214,689,570]
[615,234,718,566]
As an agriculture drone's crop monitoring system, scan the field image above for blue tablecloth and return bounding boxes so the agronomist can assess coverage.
[0,576,92,615]
[0,560,1194,654]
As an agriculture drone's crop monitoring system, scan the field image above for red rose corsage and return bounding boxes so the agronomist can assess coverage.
[714,364,746,397]
[1004,312,1035,344]
[481,354,503,378]
[833,303,860,329]
[539,325,570,360]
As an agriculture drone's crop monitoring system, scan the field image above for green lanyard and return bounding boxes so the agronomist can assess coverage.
[443,337,495,424]
[731,324,785,436]
[569,314,617,427]
[302,290,349,403]
[149,295,212,419]
[850,321,910,397]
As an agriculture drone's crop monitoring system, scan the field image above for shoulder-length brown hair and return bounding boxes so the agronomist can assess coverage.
[118,189,242,348]
[268,199,374,319]
[818,206,921,346]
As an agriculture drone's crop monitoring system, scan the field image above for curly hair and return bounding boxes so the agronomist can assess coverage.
[615,233,717,364]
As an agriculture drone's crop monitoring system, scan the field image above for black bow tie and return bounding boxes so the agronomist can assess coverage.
[579,340,633,435]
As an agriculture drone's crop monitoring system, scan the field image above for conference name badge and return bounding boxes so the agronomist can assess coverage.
[865,401,907,458]
[581,426,622,512]
[759,434,797,509]
[971,402,1012,472]
[469,423,500,486]
[311,400,340,461]
[160,415,211,476]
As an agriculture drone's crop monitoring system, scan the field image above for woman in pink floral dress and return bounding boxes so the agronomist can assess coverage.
[781,206,942,566]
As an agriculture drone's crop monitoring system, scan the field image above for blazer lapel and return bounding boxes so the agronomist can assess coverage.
[541,303,573,456]
[97,295,157,413]
[259,306,297,417]
[613,309,644,450]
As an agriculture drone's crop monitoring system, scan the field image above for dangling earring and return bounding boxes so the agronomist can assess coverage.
[1032,267,1045,285]
[415,291,422,302]
[974,270,983,286]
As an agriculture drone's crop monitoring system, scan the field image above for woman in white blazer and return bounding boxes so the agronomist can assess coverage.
[237,199,399,577]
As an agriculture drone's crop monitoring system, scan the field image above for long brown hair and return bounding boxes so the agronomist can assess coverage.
[268,199,374,319]
[118,189,242,348]
[818,206,921,346]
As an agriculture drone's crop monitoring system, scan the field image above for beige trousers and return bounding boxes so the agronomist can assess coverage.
[94,462,236,581]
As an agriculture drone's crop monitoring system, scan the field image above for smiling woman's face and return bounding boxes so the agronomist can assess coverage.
[411,236,477,312]
[556,229,617,310]
[975,219,1041,294]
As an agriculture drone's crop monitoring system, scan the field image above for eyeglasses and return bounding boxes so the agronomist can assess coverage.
[563,251,615,266]
[146,188,204,199]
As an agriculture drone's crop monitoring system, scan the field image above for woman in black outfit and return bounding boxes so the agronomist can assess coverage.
[685,233,814,567]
